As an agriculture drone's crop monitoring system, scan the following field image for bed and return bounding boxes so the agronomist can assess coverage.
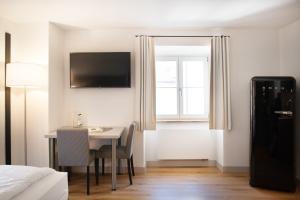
[0,165,68,200]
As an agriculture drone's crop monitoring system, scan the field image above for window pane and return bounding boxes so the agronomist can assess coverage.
[156,60,177,87]
[182,60,204,87]
[156,88,177,115]
[182,88,205,115]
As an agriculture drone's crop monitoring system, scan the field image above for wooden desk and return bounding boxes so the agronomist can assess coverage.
[45,127,125,191]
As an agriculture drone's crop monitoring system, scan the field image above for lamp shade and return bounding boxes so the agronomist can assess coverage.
[6,63,45,88]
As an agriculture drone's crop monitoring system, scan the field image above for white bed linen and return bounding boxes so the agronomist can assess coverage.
[0,165,55,200]
[13,171,68,200]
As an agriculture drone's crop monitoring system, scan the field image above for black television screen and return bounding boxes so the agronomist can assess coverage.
[70,52,131,88]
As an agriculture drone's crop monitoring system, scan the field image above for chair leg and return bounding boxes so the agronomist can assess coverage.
[86,166,90,195]
[102,158,105,175]
[130,155,135,176]
[95,158,99,185]
[118,159,121,175]
[127,159,132,185]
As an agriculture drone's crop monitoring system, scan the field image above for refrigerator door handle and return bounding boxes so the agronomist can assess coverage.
[274,111,293,115]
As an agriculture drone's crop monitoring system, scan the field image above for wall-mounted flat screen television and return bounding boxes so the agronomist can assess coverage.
[70,52,131,88]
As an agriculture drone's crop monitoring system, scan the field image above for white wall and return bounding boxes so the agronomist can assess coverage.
[223,29,280,167]
[62,29,219,167]
[63,29,135,127]
[49,23,65,131]
[145,123,216,161]
[215,130,224,166]
[146,37,215,163]
[145,29,280,167]
[59,28,281,168]
[10,22,49,167]
[0,23,284,168]
[34,23,300,171]
[279,19,300,178]
[1,19,296,170]
[62,29,145,166]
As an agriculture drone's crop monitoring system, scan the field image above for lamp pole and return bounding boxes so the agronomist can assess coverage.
[24,87,27,165]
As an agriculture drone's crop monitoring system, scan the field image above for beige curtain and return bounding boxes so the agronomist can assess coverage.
[209,36,231,130]
[135,35,156,131]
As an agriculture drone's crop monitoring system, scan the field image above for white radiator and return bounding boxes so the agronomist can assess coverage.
[156,128,215,160]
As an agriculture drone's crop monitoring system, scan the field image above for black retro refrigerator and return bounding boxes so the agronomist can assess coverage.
[250,76,296,192]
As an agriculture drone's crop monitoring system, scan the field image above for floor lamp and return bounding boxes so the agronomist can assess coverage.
[6,63,44,165]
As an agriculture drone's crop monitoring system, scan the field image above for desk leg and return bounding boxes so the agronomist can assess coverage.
[111,139,117,191]
[118,138,121,174]
[49,139,53,168]
[49,138,56,169]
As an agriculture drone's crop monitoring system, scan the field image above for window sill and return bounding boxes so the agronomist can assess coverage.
[157,119,209,123]
[155,120,209,130]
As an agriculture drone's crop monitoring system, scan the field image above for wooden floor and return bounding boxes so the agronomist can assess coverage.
[69,167,300,200]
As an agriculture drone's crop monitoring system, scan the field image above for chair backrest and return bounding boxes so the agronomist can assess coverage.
[57,128,89,167]
[125,122,137,158]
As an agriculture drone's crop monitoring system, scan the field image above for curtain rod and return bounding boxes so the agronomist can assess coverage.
[135,35,230,38]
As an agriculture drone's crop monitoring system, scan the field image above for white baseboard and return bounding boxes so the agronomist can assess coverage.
[146,160,249,173]
[217,162,249,173]
[146,159,216,167]
[64,160,249,174]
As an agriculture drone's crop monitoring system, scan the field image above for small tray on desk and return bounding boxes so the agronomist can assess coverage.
[88,127,112,134]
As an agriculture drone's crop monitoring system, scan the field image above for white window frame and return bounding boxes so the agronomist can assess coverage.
[156,56,209,121]
[156,56,179,120]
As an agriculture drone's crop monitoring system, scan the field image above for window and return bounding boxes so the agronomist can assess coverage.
[156,56,209,121]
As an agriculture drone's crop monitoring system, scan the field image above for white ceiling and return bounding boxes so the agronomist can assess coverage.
[0,0,300,29]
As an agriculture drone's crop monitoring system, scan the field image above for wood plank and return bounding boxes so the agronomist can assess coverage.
[69,167,300,200]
